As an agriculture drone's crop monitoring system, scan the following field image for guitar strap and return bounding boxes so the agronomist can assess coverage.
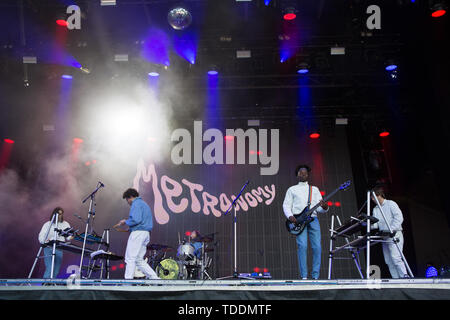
[307,185,312,210]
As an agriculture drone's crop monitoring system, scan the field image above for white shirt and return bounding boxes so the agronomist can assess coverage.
[372,199,403,232]
[38,220,71,244]
[283,181,328,219]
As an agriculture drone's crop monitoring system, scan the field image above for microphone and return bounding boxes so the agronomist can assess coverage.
[99,181,105,187]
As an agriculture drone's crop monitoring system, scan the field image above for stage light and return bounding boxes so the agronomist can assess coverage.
[327,201,333,207]
[426,266,439,277]
[335,202,341,207]
[56,19,68,27]
[207,65,219,76]
[431,2,447,17]
[61,74,72,79]
[114,54,129,62]
[4,139,14,144]
[379,131,390,137]
[297,62,309,74]
[168,7,192,30]
[283,7,297,20]
[309,132,320,139]
[101,0,116,5]
[385,64,397,71]
[23,56,37,64]
[148,72,159,77]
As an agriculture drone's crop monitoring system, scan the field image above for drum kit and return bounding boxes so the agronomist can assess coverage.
[139,232,216,280]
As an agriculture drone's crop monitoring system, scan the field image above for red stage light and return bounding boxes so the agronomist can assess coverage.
[253,267,261,273]
[185,231,191,237]
[4,139,14,144]
[73,138,83,143]
[432,9,446,17]
[310,133,320,139]
[327,201,333,207]
[334,202,341,207]
[85,161,91,166]
[257,151,263,155]
[111,266,117,271]
[119,263,125,269]
[283,13,296,20]
[263,268,269,273]
[320,191,325,196]
[56,19,68,27]
[379,131,390,137]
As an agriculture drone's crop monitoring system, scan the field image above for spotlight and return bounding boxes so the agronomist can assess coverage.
[61,74,73,79]
[385,59,397,71]
[148,72,159,77]
[309,132,320,139]
[431,2,447,17]
[283,7,297,20]
[207,65,219,75]
[168,6,192,30]
[297,62,309,74]
[4,139,15,144]
[56,19,68,27]
[379,131,390,137]
[426,265,439,278]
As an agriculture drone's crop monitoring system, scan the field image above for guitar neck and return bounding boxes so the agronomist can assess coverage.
[306,187,341,214]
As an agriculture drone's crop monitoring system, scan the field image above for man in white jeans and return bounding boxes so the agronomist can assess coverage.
[371,186,408,278]
[115,188,160,280]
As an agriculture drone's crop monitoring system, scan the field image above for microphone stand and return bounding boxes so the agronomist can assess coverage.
[217,180,254,280]
[79,182,104,278]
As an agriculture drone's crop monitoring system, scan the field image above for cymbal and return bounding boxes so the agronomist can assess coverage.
[147,243,173,251]
[194,235,215,243]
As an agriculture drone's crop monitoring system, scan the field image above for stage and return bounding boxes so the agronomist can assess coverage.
[1,278,449,300]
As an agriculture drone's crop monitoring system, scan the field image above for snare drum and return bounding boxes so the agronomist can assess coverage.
[176,243,195,261]
[156,258,187,280]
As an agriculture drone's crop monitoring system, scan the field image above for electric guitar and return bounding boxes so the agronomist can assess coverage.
[285,180,351,236]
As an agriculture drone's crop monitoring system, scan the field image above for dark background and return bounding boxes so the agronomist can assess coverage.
[0,0,449,279]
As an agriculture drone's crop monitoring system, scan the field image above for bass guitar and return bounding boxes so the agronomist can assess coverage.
[285,180,351,236]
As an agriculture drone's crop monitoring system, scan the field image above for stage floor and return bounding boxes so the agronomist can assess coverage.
[1,278,450,300]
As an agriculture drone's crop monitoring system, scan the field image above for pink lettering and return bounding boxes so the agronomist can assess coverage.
[161,175,189,213]
[182,179,203,213]
[244,192,258,207]
[202,192,222,217]
[133,160,169,225]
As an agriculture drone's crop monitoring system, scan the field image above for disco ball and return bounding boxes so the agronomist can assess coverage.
[167,7,192,30]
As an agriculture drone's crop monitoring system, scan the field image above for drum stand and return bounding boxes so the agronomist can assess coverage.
[199,243,212,280]
[28,213,60,279]
[79,182,104,278]
[217,180,254,280]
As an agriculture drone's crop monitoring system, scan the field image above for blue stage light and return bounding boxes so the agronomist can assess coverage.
[148,72,159,77]
[426,266,438,278]
[385,64,397,71]
[61,75,73,79]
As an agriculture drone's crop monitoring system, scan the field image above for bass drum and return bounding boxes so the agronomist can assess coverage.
[156,258,187,280]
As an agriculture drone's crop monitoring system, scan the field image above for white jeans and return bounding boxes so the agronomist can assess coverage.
[124,230,159,279]
[382,231,407,278]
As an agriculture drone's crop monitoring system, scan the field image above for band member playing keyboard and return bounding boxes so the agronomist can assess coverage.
[114,188,160,280]
[38,207,73,279]
[371,186,409,278]
[283,165,328,280]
